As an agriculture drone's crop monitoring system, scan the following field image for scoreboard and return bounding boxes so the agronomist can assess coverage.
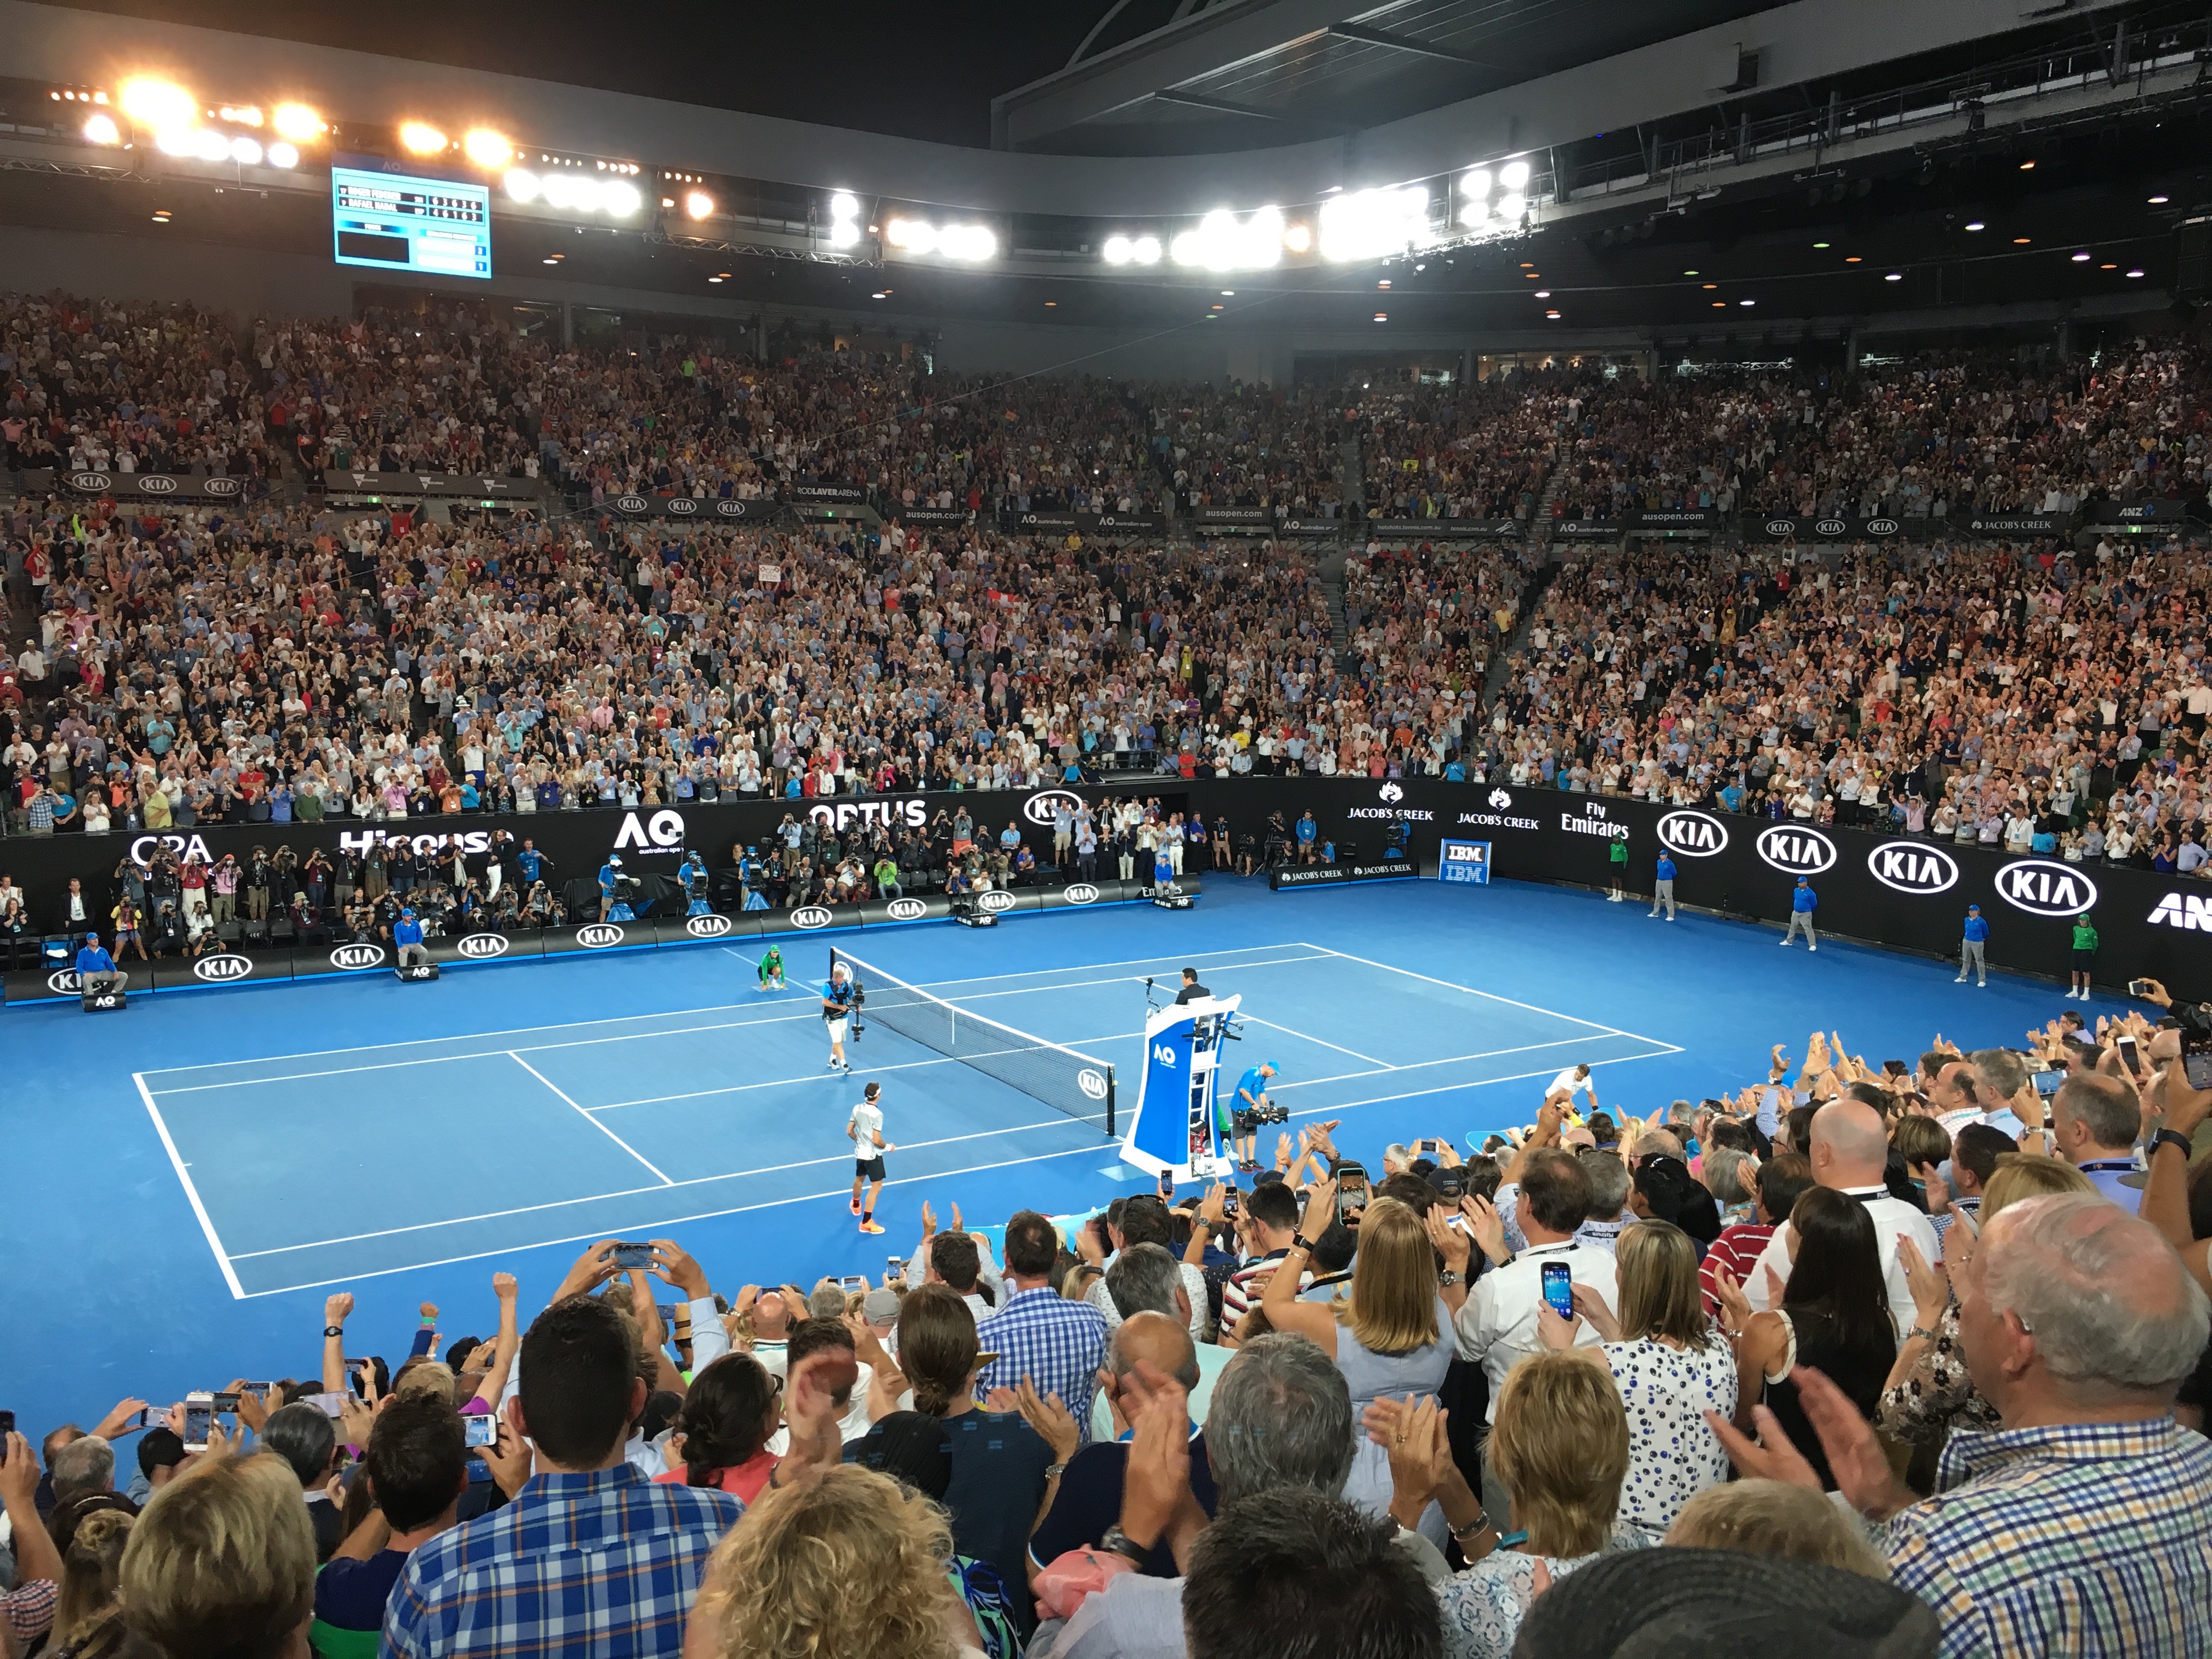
[331,164,491,279]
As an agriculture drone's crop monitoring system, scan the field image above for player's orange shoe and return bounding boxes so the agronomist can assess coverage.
[858,1218,885,1234]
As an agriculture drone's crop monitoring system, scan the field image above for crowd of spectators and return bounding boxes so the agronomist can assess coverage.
[1359,370,1590,523]
[1152,384,1346,519]
[5,992,2208,1659]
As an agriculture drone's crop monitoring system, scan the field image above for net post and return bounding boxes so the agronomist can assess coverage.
[1104,1067,1116,1138]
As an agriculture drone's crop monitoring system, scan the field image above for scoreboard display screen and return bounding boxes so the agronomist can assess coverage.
[331,164,491,279]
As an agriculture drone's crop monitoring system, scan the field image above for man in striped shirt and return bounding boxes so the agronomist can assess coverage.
[1699,1153,1812,1317]
[1217,1180,1307,1336]
[1711,1193,2212,1658]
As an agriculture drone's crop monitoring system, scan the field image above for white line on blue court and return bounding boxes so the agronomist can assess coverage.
[1301,943,1681,1048]
[1243,1015,1385,1066]
[1284,1046,1681,1123]
[133,1073,246,1299]
[507,1052,674,1185]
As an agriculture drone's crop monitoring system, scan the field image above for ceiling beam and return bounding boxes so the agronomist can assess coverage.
[1324,22,1498,70]
[1150,87,1293,120]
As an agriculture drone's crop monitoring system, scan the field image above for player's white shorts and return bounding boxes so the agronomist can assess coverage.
[826,1017,849,1043]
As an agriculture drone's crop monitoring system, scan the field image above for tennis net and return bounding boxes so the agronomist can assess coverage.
[830,946,1116,1134]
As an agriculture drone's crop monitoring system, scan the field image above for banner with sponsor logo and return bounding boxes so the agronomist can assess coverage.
[998,510,1169,536]
[2084,498,2197,524]
[1269,859,1417,890]
[1952,514,2068,538]
[149,947,291,992]
[607,493,780,522]
[884,507,973,527]
[1368,518,1521,539]
[1550,520,1628,540]
[1743,515,1908,541]
[790,483,868,504]
[1627,509,1720,535]
[16,467,250,502]
[1193,511,1345,538]
[320,470,538,500]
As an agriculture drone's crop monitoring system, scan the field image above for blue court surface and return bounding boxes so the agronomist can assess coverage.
[3,873,2077,1435]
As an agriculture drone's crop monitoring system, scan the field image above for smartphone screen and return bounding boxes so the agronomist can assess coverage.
[183,1396,212,1450]
[2034,1068,2064,1097]
[304,1392,348,1418]
[210,1391,241,1412]
[611,1242,654,1269]
[1541,1261,1576,1320]
[1222,1186,1240,1216]
[0,1408,15,1452]
[1337,1179,1368,1222]
[461,1413,500,1449]
[887,1256,905,1279]
[2187,1046,2212,1092]
[2116,1037,2139,1074]
[839,1274,870,1295]
[2128,979,2153,999]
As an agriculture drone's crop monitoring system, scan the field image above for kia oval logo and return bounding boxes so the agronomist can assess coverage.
[614,494,648,514]
[978,889,1016,912]
[71,472,112,492]
[667,496,697,515]
[714,499,747,517]
[1814,517,1847,537]
[329,943,385,970]
[193,952,253,982]
[1657,809,1729,857]
[1487,788,1513,809]
[1078,1068,1109,1100]
[138,474,178,494]
[577,924,625,947]
[1866,517,1899,535]
[204,476,241,495]
[1063,883,1100,905]
[1765,519,1795,537]
[457,933,512,958]
[886,897,928,921]
[1866,841,1959,895]
[1023,788,1085,827]
[1755,824,1837,874]
[1995,859,2100,918]
[46,969,82,995]
[1378,782,1404,803]
[684,915,733,939]
[790,906,833,930]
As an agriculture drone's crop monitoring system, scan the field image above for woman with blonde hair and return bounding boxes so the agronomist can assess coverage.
[1260,1187,1453,1544]
[44,1508,133,1658]
[1538,1219,1735,1536]
[1435,1348,1647,1658]
[1663,1479,1890,1578]
[1878,1153,2095,1444]
[684,1465,988,1659]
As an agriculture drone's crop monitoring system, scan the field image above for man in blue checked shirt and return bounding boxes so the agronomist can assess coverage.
[1711,1192,2212,1658]
[977,1211,1109,1445]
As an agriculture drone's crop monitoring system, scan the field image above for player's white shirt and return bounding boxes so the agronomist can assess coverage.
[1547,1066,1598,1103]
[849,1098,885,1150]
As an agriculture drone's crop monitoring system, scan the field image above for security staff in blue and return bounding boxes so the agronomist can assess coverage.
[681,851,712,917]
[1227,1060,1277,1172]
[393,907,429,967]
[599,853,635,922]
[1781,875,1818,950]
[821,960,856,1073]
[1648,852,1679,920]
[517,839,549,887]
[1957,903,1990,986]
[75,932,127,997]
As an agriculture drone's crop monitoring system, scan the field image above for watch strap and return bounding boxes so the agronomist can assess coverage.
[1100,1525,1150,1564]
[324,1326,345,1338]
[2152,1127,2194,1159]
[1291,1233,1313,1252]
[1437,1269,1464,1287]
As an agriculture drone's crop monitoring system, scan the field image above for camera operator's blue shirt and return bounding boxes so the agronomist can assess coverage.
[1235,1066,1272,1107]
[1295,817,1317,845]
[598,863,618,895]
[822,978,854,1015]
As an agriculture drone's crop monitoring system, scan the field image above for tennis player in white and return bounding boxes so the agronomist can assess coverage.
[821,961,857,1073]
[848,1081,895,1233]
[1545,1063,1600,1115]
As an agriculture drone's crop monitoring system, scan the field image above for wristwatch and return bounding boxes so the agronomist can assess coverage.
[323,1326,345,1338]
[1291,1233,1313,1252]
[1099,1525,1151,1564]
[1437,1269,1464,1288]
[2151,1127,2194,1160]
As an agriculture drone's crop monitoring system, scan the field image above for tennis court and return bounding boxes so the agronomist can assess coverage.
[134,934,1678,1299]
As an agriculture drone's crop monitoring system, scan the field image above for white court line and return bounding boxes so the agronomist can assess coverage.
[941,954,1336,1007]
[1270,1032,1651,1094]
[1243,1015,1385,1066]
[238,1141,1109,1298]
[1284,1047,1681,1121]
[1301,943,1680,1048]
[507,1052,674,1186]
[133,1073,247,1301]
[869,942,1319,992]
[228,1114,1088,1260]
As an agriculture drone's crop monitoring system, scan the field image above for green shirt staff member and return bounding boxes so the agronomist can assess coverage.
[1607,830,1629,903]
[757,944,786,990]
[2068,911,2098,1002]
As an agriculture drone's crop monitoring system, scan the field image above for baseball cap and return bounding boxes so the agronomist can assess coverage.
[861,1287,900,1323]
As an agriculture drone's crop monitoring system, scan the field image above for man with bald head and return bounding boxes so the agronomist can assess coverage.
[1711,1194,2212,1655]
[2050,1071,2145,1212]
[1030,1311,1221,1581]
[1742,1093,1940,1334]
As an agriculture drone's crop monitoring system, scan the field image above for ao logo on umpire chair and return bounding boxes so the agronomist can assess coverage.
[885,898,928,922]
[684,915,734,939]
[577,924,626,948]
[1022,789,1085,827]
[978,889,1017,913]
[457,933,512,958]
[1657,810,1729,857]
[1755,825,1836,874]
[329,943,386,971]
[1867,842,1960,895]
[1078,1069,1109,1099]
[192,953,254,983]
[789,906,834,930]
[1063,883,1100,905]
[1995,860,2100,918]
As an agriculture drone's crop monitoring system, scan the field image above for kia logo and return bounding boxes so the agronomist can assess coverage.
[1867,841,1959,895]
[1755,824,1837,874]
[192,953,253,982]
[1487,788,1513,809]
[1765,519,1794,536]
[138,475,178,494]
[1023,788,1085,827]
[457,933,512,958]
[1064,883,1099,905]
[1378,782,1404,803]
[885,897,928,921]
[1078,1068,1109,1100]
[1814,517,1846,537]
[577,924,625,947]
[684,915,733,938]
[714,499,747,517]
[1866,518,1899,535]
[790,906,833,930]
[1995,859,2100,918]
[204,476,240,495]
[667,496,697,514]
[614,494,648,513]
[46,969,81,995]
[1657,809,1729,857]
[978,889,1016,912]
[72,472,111,491]
[329,943,385,970]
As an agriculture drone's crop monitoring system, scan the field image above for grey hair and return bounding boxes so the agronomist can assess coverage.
[1667,1100,1695,1124]
[50,1435,115,1503]
[1577,1149,1630,1218]
[1105,1242,1183,1321]
[1205,1333,1355,1506]
[261,1402,338,1489]
[1701,1147,1754,1208]
[1637,1129,1686,1163]
[1982,1193,2211,1403]
[1384,1143,1413,1167]
[1968,1047,2030,1102]
[2052,1072,2138,1151]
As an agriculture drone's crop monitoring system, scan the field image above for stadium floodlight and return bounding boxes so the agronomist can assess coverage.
[1103,234,1134,264]
[1317,186,1434,262]
[192,128,229,162]
[1169,206,1283,271]
[885,216,936,253]
[1495,193,1527,224]
[1460,198,1489,228]
[399,122,447,155]
[272,103,320,142]
[229,136,263,166]
[1282,222,1312,254]
[1462,168,1491,198]
[1131,234,1162,263]
[828,220,861,247]
[154,126,194,156]
[938,222,997,261]
[602,179,641,216]
[267,142,298,168]
[504,167,540,203]
[119,77,193,129]
[82,112,120,145]
[684,189,715,220]
[830,190,860,219]
[1498,159,1531,191]
[464,129,512,168]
